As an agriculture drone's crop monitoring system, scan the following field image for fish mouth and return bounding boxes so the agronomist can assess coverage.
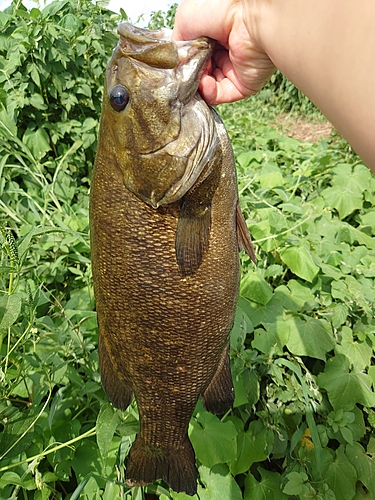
[117,21,213,48]
[118,22,173,43]
[117,22,214,71]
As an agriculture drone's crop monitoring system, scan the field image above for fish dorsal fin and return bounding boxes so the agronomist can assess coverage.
[236,203,256,263]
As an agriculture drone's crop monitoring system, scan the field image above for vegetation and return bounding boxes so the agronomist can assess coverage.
[0,1,374,499]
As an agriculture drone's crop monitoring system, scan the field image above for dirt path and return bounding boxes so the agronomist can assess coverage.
[274,113,334,142]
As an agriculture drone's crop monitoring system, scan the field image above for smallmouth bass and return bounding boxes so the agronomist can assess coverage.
[90,22,255,496]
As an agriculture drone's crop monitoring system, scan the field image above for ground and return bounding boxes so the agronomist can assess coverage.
[274,113,334,143]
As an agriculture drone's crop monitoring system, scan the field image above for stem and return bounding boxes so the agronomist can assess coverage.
[0,322,32,368]
[0,389,52,462]
[3,327,11,377]
[0,426,97,473]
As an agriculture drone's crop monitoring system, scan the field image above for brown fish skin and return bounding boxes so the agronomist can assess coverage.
[90,23,254,496]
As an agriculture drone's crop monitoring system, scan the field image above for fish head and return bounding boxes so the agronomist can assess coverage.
[101,22,217,208]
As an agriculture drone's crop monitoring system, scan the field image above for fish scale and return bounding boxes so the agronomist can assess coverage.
[90,22,255,496]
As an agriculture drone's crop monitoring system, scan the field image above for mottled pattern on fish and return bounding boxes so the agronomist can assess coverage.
[90,23,255,496]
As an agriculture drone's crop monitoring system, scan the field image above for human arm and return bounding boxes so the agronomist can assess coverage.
[172,0,375,171]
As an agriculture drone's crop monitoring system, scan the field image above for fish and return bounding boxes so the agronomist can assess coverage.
[89,22,255,496]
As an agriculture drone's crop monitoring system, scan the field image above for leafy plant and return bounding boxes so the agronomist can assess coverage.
[148,3,178,30]
[1,1,375,499]
[264,70,318,116]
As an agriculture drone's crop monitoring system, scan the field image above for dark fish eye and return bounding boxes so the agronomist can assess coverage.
[109,85,129,112]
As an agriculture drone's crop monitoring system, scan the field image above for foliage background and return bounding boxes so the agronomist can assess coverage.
[0,1,375,499]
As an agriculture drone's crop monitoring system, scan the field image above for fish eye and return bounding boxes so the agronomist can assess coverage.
[109,85,129,112]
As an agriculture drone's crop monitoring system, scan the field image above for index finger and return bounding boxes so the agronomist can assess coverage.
[171,0,234,45]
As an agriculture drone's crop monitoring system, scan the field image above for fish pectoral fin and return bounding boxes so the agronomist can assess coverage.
[236,203,257,264]
[175,200,211,276]
[99,331,133,411]
[202,345,234,415]
[126,437,198,495]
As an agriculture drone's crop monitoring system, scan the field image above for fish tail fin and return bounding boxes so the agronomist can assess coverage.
[202,345,234,415]
[126,437,198,495]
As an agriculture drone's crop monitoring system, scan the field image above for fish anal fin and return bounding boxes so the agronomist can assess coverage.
[236,203,256,263]
[99,330,133,411]
[176,202,211,276]
[202,345,234,415]
[126,437,198,495]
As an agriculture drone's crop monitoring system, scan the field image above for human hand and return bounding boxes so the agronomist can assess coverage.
[172,0,275,105]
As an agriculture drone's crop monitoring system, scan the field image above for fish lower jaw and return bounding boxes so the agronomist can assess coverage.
[149,191,159,209]
[148,188,184,208]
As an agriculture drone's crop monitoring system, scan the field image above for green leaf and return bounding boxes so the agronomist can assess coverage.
[0,408,36,460]
[0,11,11,26]
[28,93,47,110]
[318,355,375,410]
[0,472,22,488]
[280,246,319,282]
[282,471,309,496]
[30,63,41,87]
[334,163,373,193]
[240,270,273,305]
[102,481,122,500]
[81,117,98,132]
[18,226,63,259]
[244,468,287,500]
[347,406,366,442]
[322,445,357,499]
[275,279,315,311]
[239,295,284,328]
[322,185,363,219]
[320,262,344,280]
[59,13,80,36]
[96,403,119,457]
[331,303,349,328]
[252,321,290,355]
[360,210,375,233]
[197,464,242,500]
[340,426,353,444]
[42,0,69,18]
[346,225,374,249]
[23,127,51,159]
[346,442,375,495]
[248,220,282,252]
[230,302,253,351]
[189,411,237,467]
[321,164,371,218]
[229,420,274,475]
[0,105,17,138]
[286,316,335,361]
[48,386,67,429]
[70,440,103,481]
[257,164,285,189]
[232,364,259,407]
[0,471,36,491]
[29,7,41,19]
[171,491,198,500]
[237,150,264,168]
[0,266,17,275]
[335,326,372,370]
[0,293,22,329]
